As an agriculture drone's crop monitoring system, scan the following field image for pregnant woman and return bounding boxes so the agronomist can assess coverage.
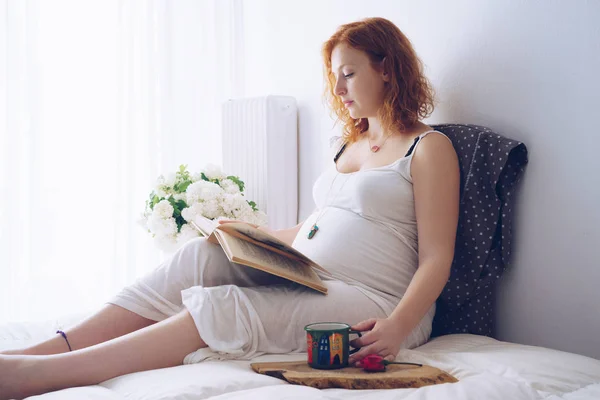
[0,17,459,399]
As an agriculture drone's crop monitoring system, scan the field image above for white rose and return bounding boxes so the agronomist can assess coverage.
[202,199,223,219]
[232,199,254,220]
[147,214,177,237]
[220,193,235,215]
[153,200,174,219]
[220,178,240,195]
[235,207,255,222]
[238,196,253,211]
[186,180,223,204]
[220,194,246,218]
[181,203,204,222]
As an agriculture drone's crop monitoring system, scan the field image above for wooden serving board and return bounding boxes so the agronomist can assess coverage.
[251,361,458,390]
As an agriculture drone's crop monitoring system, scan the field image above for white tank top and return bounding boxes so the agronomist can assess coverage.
[292,130,451,313]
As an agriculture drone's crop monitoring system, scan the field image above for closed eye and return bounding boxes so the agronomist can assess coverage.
[344,73,354,79]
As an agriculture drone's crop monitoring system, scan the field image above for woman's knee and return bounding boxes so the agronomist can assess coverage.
[178,236,208,252]
[174,237,232,287]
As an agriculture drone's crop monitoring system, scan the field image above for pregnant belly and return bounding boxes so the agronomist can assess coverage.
[291,208,418,294]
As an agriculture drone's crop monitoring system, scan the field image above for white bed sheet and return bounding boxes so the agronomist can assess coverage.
[1,314,599,400]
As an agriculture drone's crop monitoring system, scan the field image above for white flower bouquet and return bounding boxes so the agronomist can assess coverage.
[141,164,267,252]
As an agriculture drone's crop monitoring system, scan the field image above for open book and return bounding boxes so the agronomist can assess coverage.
[190,216,330,295]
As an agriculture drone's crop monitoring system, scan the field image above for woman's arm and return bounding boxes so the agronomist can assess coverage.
[268,207,317,245]
[388,133,459,334]
[265,221,305,246]
[348,133,459,364]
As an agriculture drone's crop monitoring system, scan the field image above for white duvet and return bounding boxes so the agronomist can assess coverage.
[1,314,599,400]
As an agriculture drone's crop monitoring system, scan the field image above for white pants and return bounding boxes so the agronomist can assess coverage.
[108,237,430,361]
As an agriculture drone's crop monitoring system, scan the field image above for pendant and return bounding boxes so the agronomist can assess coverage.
[371,145,380,152]
[307,224,319,239]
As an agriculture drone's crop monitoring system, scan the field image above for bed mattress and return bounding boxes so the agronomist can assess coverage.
[1,314,599,399]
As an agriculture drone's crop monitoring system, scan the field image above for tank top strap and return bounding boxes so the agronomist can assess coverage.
[330,136,348,164]
[397,130,453,182]
[404,130,452,158]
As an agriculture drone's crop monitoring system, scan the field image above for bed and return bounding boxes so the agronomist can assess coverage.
[1,313,599,399]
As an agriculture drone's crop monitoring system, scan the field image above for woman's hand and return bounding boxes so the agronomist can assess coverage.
[347,317,408,366]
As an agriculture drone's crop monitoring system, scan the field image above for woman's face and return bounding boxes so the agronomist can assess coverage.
[330,43,388,120]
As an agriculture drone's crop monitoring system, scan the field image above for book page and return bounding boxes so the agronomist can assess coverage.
[217,222,330,274]
[190,217,220,245]
[214,230,327,294]
[191,215,218,236]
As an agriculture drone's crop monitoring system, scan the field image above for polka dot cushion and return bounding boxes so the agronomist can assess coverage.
[430,124,528,338]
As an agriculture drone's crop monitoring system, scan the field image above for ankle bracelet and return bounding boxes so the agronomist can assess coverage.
[56,330,72,351]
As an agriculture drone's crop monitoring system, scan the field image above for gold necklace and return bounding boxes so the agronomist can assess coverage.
[367,131,393,153]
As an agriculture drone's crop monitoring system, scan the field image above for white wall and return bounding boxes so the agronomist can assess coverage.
[155,0,240,174]
[241,0,600,359]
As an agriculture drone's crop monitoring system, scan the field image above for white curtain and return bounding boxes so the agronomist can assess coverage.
[0,0,243,323]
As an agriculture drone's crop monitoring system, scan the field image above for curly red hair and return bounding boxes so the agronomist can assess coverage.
[322,17,435,143]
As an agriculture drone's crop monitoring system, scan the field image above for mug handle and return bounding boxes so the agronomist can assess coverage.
[348,329,362,355]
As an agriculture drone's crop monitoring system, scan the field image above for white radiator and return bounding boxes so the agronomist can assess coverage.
[222,96,298,230]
